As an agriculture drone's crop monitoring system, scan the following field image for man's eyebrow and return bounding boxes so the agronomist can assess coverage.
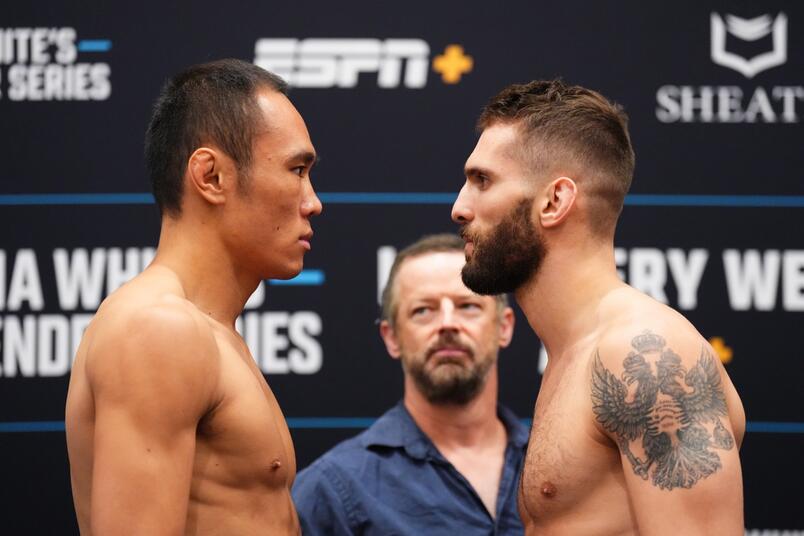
[465,166,492,178]
[287,150,318,166]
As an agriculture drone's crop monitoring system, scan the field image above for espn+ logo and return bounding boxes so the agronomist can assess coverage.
[254,38,472,88]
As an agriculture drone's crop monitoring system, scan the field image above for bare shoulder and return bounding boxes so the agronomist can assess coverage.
[595,290,707,359]
[590,296,743,492]
[84,284,221,414]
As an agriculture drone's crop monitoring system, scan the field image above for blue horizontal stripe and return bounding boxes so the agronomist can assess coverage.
[0,192,803,207]
[318,192,457,204]
[0,421,65,432]
[1,419,803,433]
[626,194,804,208]
[286,417,377,429]
[269,269,325,286]
[77,40,112,52]
[745,421,804,434]
[0,193,153,205]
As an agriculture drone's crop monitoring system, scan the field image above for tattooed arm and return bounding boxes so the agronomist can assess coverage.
[591,329,744,535]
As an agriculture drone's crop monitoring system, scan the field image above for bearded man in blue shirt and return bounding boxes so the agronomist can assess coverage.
[293,233,527,535]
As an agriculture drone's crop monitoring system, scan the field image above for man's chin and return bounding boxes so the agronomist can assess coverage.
[269,260,304,281]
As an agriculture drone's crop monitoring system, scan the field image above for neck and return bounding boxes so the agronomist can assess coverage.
[515,233,625,360]
[403,367,503,448]
[149,215,259,327]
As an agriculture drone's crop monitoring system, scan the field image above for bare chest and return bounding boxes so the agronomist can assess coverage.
[195,341,296,491]
[520,359,620,523]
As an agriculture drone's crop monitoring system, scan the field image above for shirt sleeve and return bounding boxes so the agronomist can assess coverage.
[293,461,357,536]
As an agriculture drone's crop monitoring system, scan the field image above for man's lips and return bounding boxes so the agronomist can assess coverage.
[459,228,475,256]
[299,231,313,250]
[429,347,471,361]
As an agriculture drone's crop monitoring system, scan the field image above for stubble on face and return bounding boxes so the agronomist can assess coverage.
[402,330,496,406]
[460,196,546,295]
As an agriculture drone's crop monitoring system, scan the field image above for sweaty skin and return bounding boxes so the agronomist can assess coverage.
[66,86,321,535]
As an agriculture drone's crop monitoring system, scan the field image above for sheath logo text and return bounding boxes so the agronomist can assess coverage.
[656,12,802,123]
[0,27,111,101]
[255,38,429,88]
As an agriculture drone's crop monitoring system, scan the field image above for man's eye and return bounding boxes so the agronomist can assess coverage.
[292,166,306,176]
[412,307,431,316]
[460,302,482,311]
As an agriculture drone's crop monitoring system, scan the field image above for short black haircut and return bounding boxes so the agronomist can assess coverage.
[144,58,288,216]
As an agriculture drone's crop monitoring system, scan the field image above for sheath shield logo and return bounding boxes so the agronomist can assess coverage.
[710,12,787,78]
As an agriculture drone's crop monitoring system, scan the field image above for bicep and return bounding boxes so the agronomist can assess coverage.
[591,329,744,535]
[617,434,743,535]
[91,397,198,535]
[86,310,217,535]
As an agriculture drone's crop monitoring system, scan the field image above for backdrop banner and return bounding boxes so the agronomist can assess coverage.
[1,1,802,533]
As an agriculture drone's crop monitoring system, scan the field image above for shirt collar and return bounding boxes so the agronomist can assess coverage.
[361,401,530,460]
[361,402,435,460]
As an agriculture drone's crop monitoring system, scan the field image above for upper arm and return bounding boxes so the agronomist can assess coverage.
[292,462,356,535]
[87,306,219,535]
[591,327,743,535]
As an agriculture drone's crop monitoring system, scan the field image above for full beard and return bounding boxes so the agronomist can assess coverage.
[403,332,495,405]
[460,196,546,295]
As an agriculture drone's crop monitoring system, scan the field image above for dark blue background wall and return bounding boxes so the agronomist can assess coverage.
[1,1,802,533]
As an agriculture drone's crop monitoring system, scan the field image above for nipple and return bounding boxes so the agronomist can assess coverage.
[540,481,557,498]
[271,459,282,470]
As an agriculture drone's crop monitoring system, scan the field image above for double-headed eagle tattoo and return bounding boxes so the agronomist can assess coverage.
[591,331,734,490]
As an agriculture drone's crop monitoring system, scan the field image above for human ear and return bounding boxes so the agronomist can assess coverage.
[379,320,402,359]
[186,148,227,206]
[498,307,515,348]
[540,176,577,228]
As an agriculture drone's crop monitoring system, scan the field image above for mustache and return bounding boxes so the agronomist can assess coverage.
[426,332,474,360]
[459,225,478,244]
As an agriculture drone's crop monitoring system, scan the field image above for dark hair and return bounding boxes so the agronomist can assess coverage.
[144,58,288,216]
[478,79,635,233]
[380,233,508,327]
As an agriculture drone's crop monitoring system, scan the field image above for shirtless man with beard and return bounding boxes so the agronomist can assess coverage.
[65,59,322,535]
[451,80,745,535]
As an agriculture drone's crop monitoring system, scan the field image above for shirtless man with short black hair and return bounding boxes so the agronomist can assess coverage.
[452,79,745,535]
[66,59,322,535]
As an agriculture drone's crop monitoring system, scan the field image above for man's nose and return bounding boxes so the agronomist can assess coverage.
[438,301,459,332]
[451,183,473,224]
[302,183,323,217]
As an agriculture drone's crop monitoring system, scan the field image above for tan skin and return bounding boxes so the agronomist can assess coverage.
[452,123,745,535]
[65,89,322,535]
[379,251,515,517]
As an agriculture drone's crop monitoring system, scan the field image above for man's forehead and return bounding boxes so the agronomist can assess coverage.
[396,252,481,299]
[253,90,315,157]
[465,123,525,174]
[254,90,307,134]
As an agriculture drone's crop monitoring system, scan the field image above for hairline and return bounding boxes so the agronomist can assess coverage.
[384,249,508,329]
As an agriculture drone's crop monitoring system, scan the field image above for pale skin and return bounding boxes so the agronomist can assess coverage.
[452,123,745,535]
[65,88,322,535]
[379,251,515,517]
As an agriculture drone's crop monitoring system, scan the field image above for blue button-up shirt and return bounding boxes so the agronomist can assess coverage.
[292,402,529,535]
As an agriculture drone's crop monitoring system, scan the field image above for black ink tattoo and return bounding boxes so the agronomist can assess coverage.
[591,331,734,490]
